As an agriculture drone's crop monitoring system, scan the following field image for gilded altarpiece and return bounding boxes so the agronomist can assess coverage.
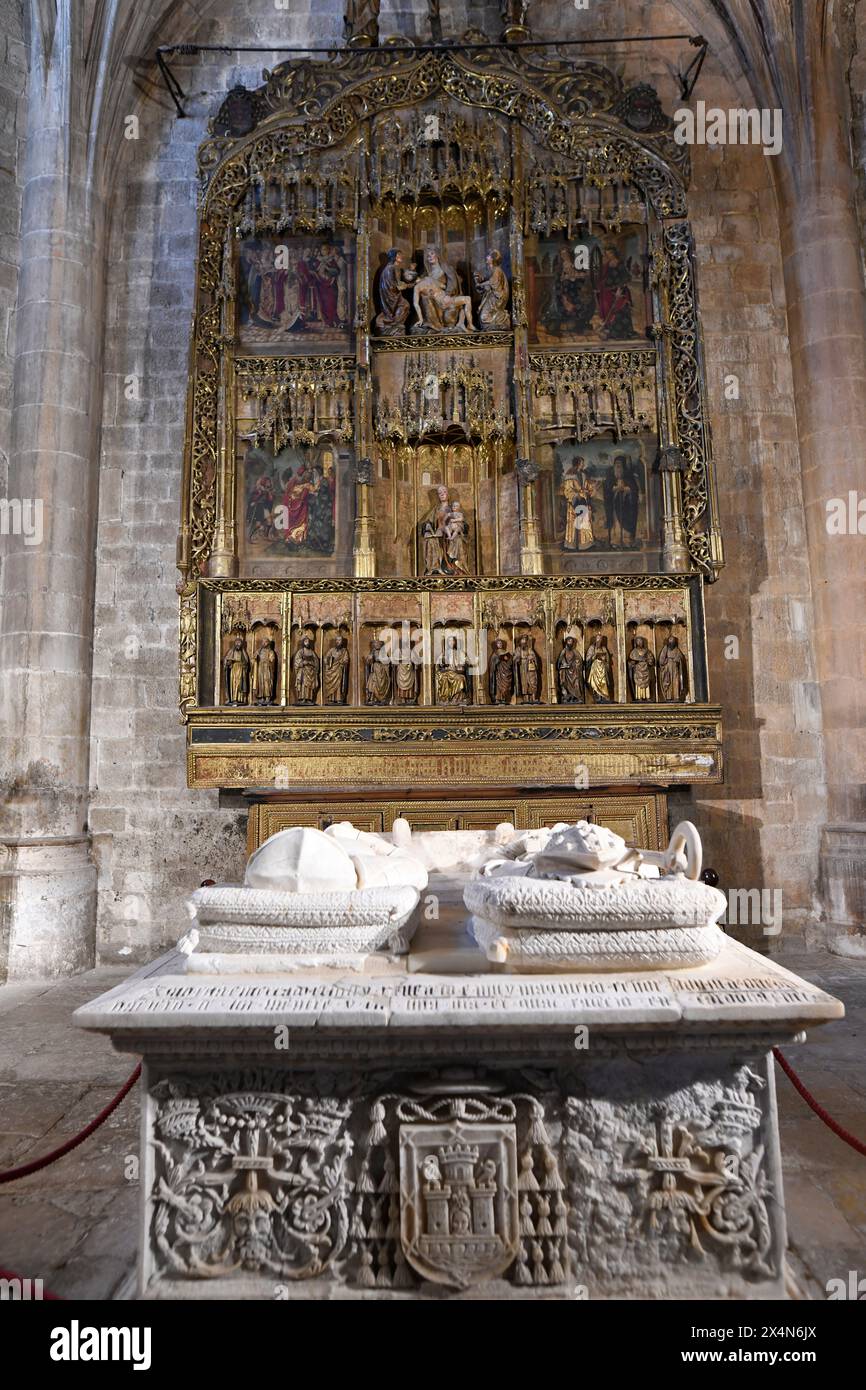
[178,33,724,821]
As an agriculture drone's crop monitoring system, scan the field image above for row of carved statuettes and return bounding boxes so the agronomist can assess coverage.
[222,630,689,707]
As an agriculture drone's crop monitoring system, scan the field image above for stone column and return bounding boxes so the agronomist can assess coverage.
[774,49,866,948]
[0,18,105,978]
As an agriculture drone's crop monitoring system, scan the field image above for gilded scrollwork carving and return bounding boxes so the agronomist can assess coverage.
[178,585,198,714]
[246,722,718,744]
[201,573,695,593]
[663,221,719,579]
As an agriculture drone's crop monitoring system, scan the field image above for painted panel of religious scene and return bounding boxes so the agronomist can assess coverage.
[237,235,354,352]
[527,229,648,345]
[551,436,658,559]
[238,440,354,576]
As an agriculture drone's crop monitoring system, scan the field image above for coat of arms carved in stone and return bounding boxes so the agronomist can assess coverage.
[399,1121,519,1287]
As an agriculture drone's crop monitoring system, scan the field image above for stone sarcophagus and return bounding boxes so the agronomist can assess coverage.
[75,821,842,1300]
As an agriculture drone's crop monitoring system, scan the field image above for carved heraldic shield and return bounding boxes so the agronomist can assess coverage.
[399,1121,519,1287]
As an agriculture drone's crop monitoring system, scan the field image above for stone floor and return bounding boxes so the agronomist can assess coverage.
[0,948,863,1300]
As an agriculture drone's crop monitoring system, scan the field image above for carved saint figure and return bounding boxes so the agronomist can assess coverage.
[475,250,510,329]
[585,633,614,703]
[253,637,278,705]
[374,248,415,336]
[394,653,419,705]
[412,247,473,332]
[557,634,585,703]
[365,638,393,705]
[514,633,541,703]
[628,634,655,701]
[323,632,351,705]
[436,635,470,705]
[488,638,514,705]
[293,633,320,704]
[224,635,251,706]
[658,635,688,702]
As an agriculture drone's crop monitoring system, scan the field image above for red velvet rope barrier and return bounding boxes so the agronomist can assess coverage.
[773,1048,866,1157]
[0,1064,141,1185]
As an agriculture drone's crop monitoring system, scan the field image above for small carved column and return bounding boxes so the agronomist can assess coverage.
[209,355,238,577]
[345,2,379,49]
[353,456,377,577]
[500,2,532,44]
[516,458,544,576]
[658,445,690,574]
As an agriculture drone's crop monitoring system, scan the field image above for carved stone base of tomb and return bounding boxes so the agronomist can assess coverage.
[76,888,842,1301]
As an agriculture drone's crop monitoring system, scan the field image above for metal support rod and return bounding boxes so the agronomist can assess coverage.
[678,36,709,101]
[155,35,708,118]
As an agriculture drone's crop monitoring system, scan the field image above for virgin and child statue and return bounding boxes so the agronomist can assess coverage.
[419,484,471,576]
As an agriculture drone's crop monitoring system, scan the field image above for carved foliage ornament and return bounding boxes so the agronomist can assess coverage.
[152,1086,353,1279]
[563,1066,775,1280]
[201,49,688,197]
[148,1069,774,1293]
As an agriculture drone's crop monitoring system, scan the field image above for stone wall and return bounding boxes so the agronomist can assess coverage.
[0,0,26,496]
[88,0,823,961]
